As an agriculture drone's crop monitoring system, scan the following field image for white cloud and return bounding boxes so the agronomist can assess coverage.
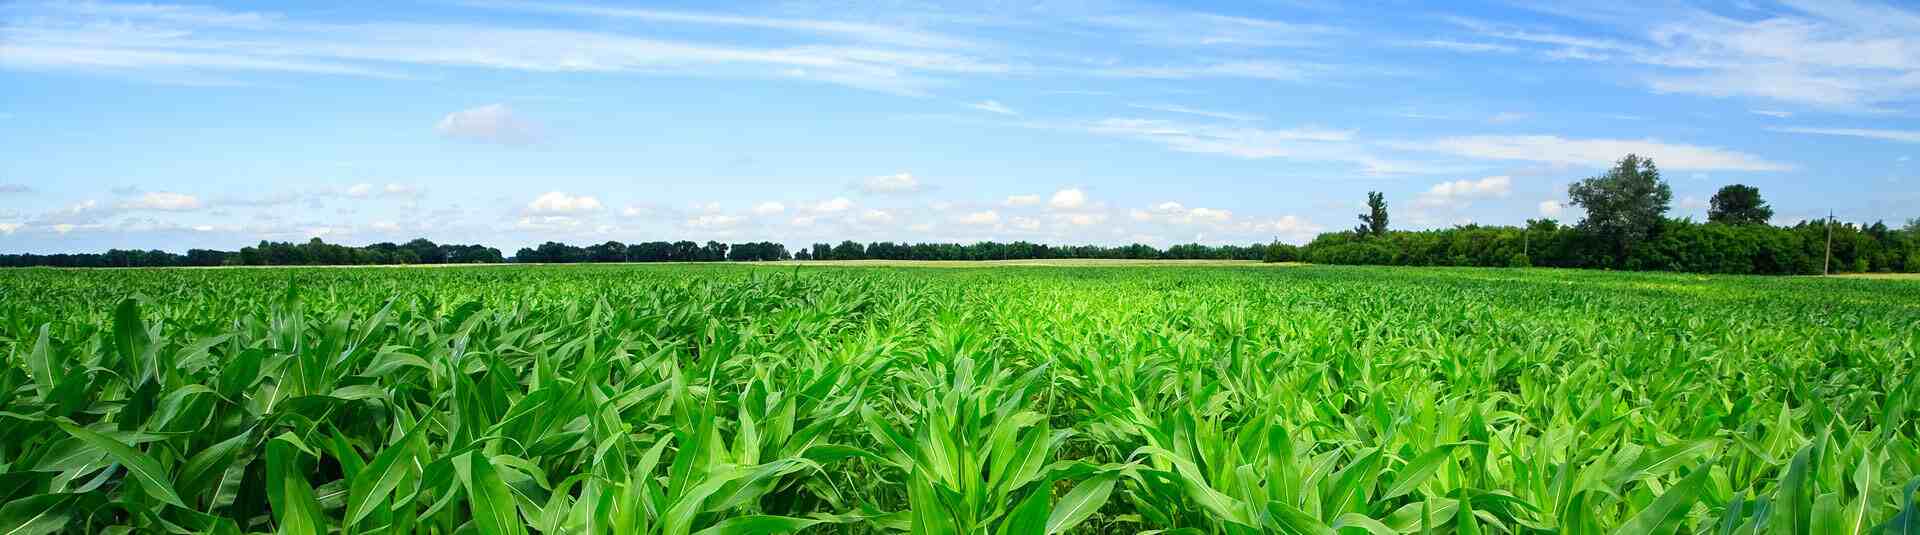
[1056,212,1107,226]
[1003,194,1041,206]
[859,173,923,194]
[1416,175,1512,208]
[1078,118,1430,175]
[526,191,603,214]
[1048,188,1087,210]
[1010,216,1041,230]
[1127,103,1262,121]
[684,214,743,228]
[1399,135,1791,171]
[1637,6,1920,109]
[1679,196,1707,210]
[968,100,1017,115]
[620,205,658,217]
[436,104,538,145]
[344,182,423,199]
[1402,40,1521,53]
[1486,112,1530,123]
[957,210,999,225]
[858,209,894,224]
[1134,201,1233,225]
[463,2,972,50]
[1091,60,1325,82]
[370,221,401,231]
[1538,200,1564,217]
[0,4,1010,95]
[119,191,203,211]
[0,223,20,235]
[515,215,584,231]
[752,201,786,215]
[789,215,817,226]
[1250,215,1324,243]
[1769,126,1920,144]
[808,197,854,213]
[1751,110,1793,118]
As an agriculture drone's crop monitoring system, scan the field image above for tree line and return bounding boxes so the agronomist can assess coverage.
[1,237,1274,267]
[0,238,504,268]
[8,154,1911,273]
[1301,154,1920,274]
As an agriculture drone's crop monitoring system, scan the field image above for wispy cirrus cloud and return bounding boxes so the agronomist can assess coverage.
[1394,135,1791,171]
[1769,126,1920,144]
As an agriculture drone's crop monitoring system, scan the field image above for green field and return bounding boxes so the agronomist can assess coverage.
[2,264,1917,534]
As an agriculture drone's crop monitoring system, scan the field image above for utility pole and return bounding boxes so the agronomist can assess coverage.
[1823,210,1834,276]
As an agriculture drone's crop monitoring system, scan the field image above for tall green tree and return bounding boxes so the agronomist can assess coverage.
[1354,191,1388,236]
[1707,184,1773,225]
[1568,154,1671,263]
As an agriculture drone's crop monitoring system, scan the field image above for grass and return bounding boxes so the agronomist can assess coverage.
[0,263,1916,534]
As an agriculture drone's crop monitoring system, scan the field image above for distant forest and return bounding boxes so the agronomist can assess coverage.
[6,155,1916,275]
[0,238,1270,268]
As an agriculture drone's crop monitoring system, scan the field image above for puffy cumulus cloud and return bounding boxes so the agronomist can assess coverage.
[436,104,538,145]
[684,214,744,229]
[0,223,21,234]
[858,209,895,224]
[858,172,923,194]
[752,201,786,215]
[1048,188,1087,210]
[1053,212,1107,226]
[1003,194,1041,206]
[1398,135,1790,171]
[1133,201,1233,225]
[1538,200,1564,217]
[526,191,603,214]
[789,215,818,227]
[1250,215,1325,243]
[1415,175,1511,208]
[807,197,854,213]
[118,191,203,211]
[1010,216,1041,230]
[956,210,999,225]
[370,221,402,231]
[908,222,935,232]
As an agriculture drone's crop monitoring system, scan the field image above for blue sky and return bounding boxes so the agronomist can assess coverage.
[1,0,1917,253]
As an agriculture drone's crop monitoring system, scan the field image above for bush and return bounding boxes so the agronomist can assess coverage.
[1508,253,1531,268]
[1262,243,1300,263]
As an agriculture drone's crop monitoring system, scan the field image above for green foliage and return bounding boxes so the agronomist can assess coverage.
[1708,184,1774,225]
[1356,191,1389,236]
[0,264,1916,533]
[1303,217,1920,275]
[1263,242,1300,263]
[1569,154,1673,259]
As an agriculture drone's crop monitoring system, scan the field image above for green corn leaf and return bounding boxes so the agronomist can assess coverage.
[53,421,185,509]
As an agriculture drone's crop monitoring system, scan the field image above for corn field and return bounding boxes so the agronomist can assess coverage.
[1,264,1917,534]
